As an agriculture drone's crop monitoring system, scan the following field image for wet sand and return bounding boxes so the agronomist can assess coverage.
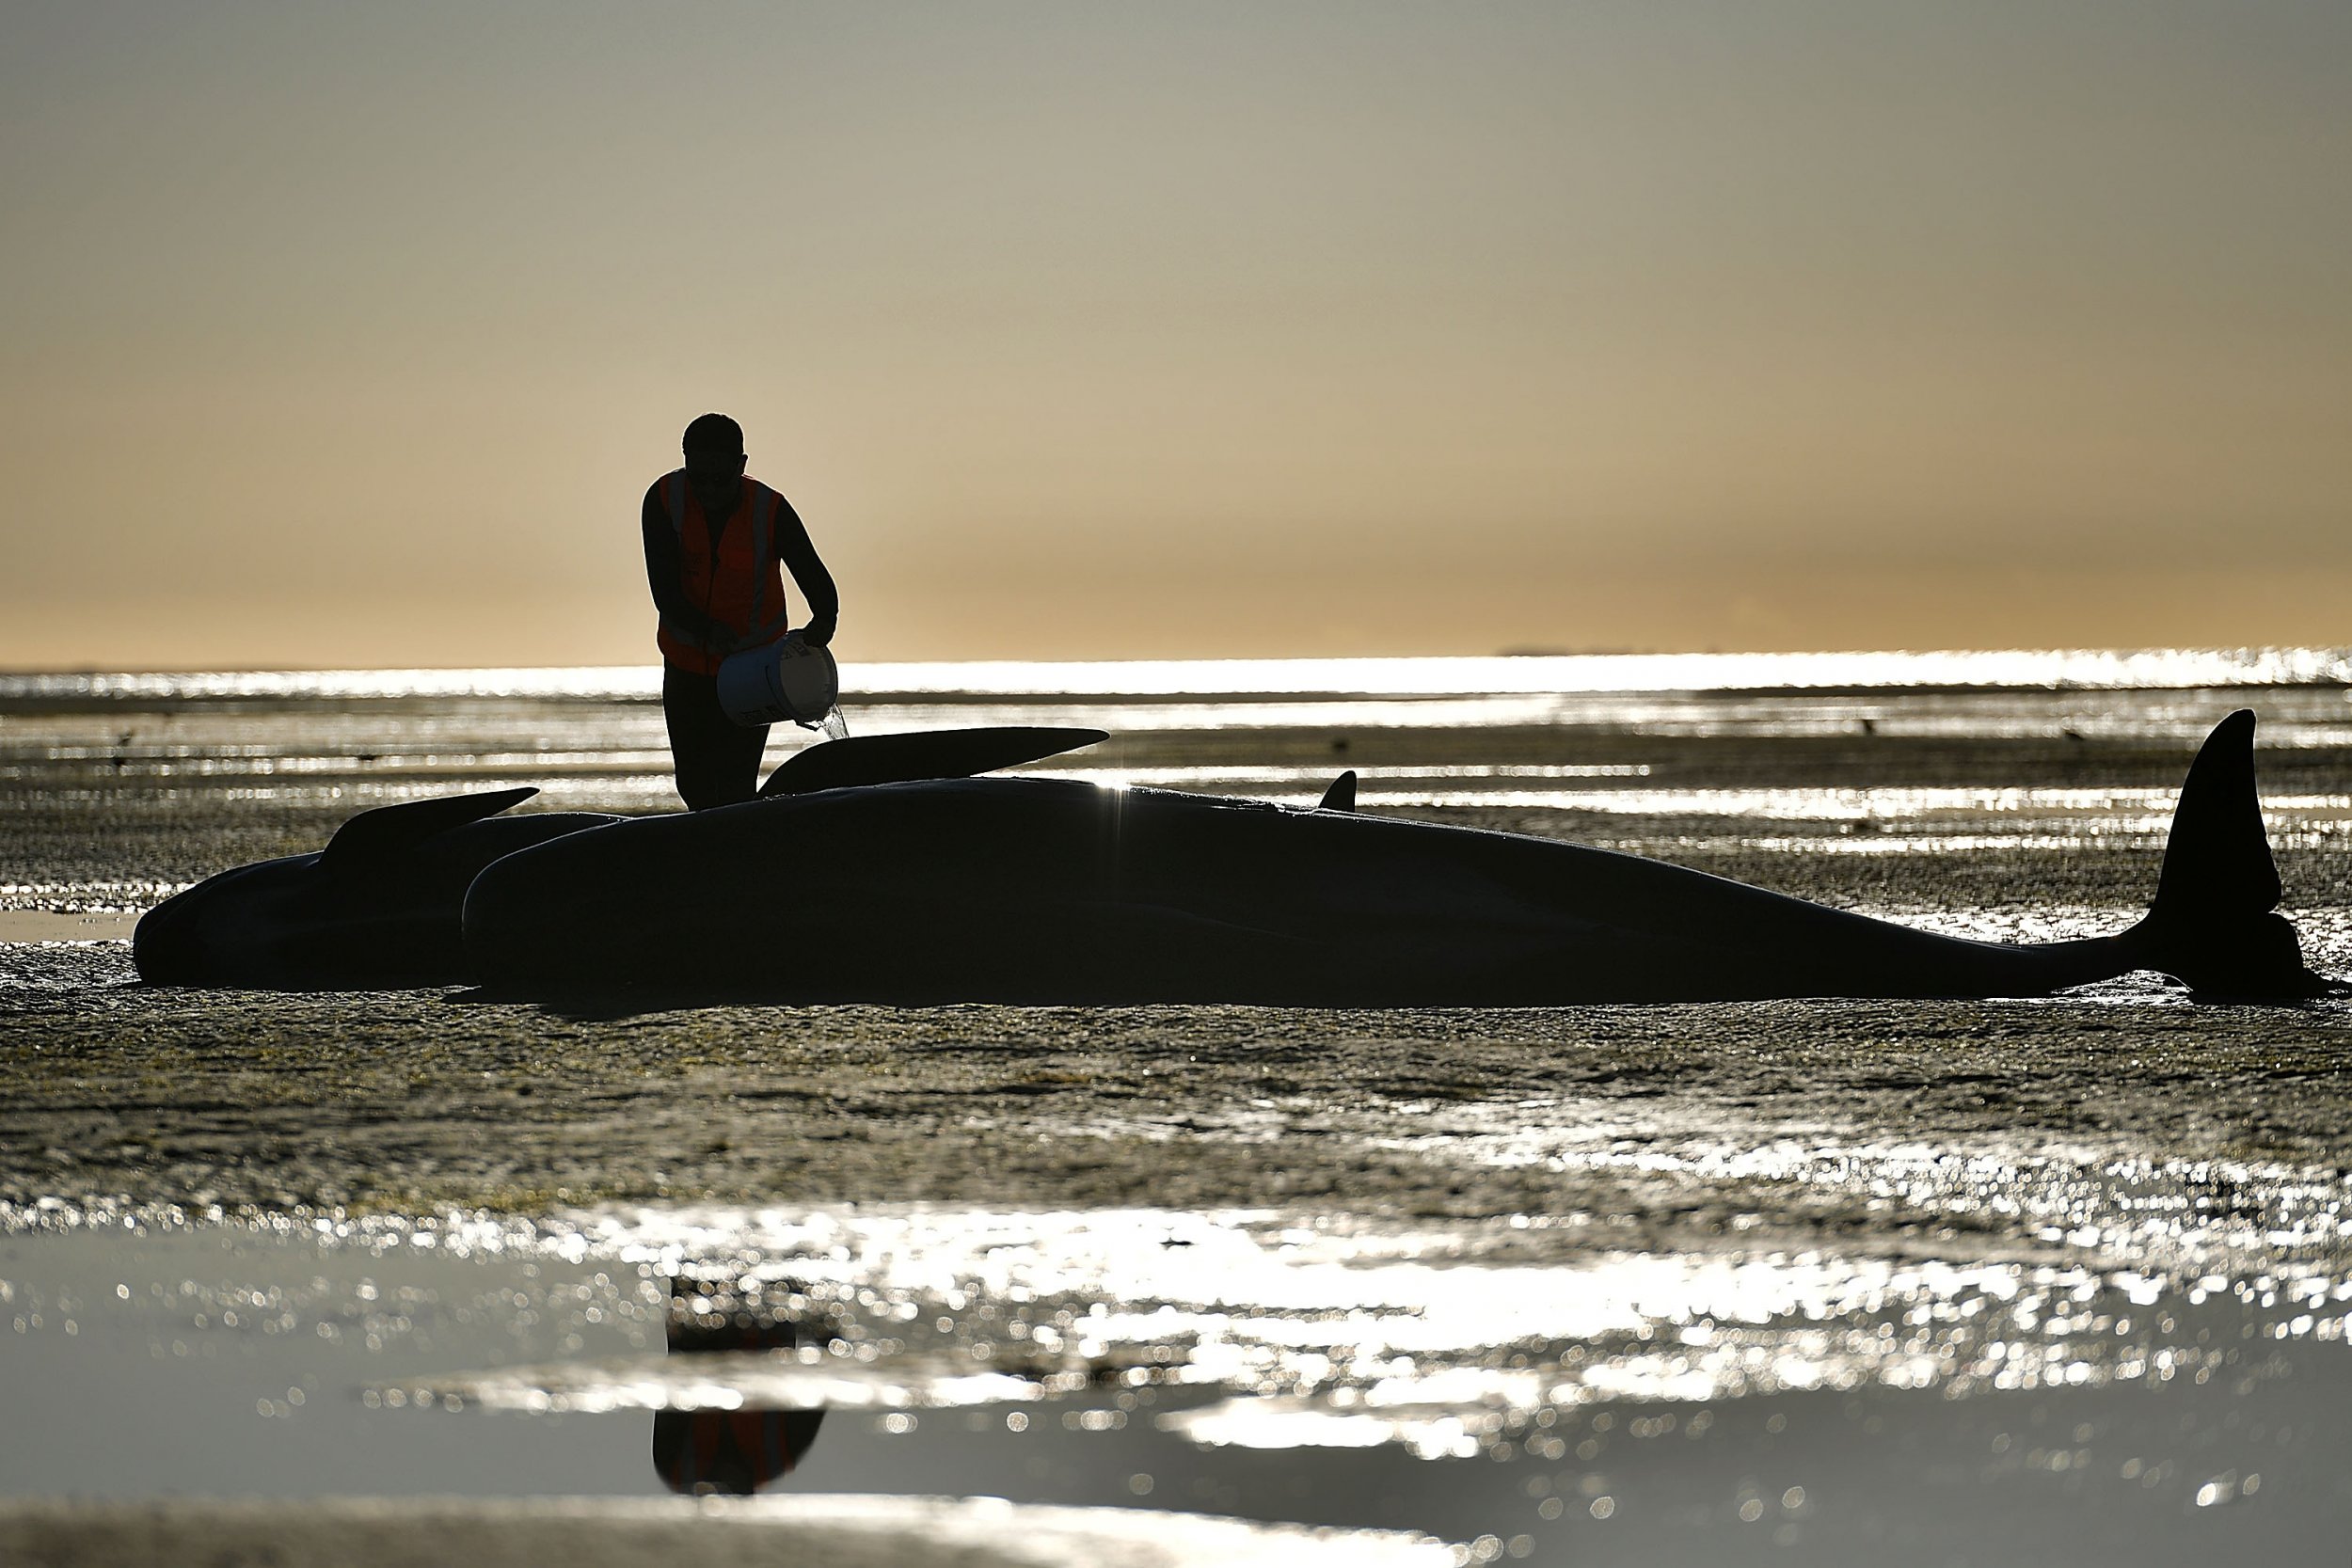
[6,954,2352,1234]
[0,1496,1448,1568]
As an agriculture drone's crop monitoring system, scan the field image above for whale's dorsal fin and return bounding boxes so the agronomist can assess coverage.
[760,726,1107,799]
[1317,770,1357,813]
[323,786,539,870]
[2152,709,2280,917]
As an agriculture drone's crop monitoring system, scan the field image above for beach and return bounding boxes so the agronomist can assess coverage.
[5,654,2351,1561]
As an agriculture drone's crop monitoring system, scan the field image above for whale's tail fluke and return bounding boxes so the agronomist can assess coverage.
[2124,710,2332,999]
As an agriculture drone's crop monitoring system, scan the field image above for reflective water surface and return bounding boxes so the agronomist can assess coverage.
[3,1203,2347,1561]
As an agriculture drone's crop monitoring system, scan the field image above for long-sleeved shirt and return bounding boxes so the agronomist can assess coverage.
[641,476,839,656]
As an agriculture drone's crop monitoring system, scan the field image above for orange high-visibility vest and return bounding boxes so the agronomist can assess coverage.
[654,470,795,675]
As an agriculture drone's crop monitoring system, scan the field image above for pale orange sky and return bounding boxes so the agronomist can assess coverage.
[3,3,2346,668]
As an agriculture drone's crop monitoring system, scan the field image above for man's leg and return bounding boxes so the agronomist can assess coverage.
[662,665,771,810]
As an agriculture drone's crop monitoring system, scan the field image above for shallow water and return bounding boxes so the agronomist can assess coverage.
[6,653,2352,1559]
[5,1205,2346,1561]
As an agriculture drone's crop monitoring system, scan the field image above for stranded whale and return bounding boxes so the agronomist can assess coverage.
[131,727,1104,989]
[137,712,2333,1003]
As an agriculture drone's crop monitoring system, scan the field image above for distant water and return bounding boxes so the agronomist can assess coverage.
[8,644,2352,704]
[8,649,2352,911]
[8,650,2352,808]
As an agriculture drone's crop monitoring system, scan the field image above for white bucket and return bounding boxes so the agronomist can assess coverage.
[716,638,839,727]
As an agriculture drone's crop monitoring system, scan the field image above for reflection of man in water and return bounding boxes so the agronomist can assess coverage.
[642,413,839,811]
[653,1275,826,1496]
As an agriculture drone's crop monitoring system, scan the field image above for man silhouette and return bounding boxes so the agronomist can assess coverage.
[642,414,839,809]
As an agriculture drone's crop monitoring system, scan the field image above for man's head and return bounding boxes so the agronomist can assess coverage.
[682,413,746,481]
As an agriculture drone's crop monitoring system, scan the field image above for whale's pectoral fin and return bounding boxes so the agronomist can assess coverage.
[759,727,1108,799]
[2124,710,2330,999]
[322,786,540,872]
[1316,770,1358,813]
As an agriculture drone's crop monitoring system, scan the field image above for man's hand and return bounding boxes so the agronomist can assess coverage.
[798,621,834,649]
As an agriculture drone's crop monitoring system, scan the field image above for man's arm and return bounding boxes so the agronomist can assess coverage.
[773,496,840,647]
[641,483,732,651]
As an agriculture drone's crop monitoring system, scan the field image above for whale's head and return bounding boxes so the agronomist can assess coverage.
[133,789,616,990]
[134,851,354,987]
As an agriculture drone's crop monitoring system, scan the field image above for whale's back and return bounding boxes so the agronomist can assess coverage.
[462,776,2019,1003]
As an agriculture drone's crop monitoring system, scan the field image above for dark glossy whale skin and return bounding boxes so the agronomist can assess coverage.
[133,812,618,989]
[129,728,1106,990]
[464,777,2140,1004]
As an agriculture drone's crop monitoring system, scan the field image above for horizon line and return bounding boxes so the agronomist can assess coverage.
[5,641,2349,679]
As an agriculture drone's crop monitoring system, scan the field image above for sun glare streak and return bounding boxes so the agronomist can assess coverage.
[9,646,2352,704]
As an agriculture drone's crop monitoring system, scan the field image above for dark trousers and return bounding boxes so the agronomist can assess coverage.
[662,665,770,811]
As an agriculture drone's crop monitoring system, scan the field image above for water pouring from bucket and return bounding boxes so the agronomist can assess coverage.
[716,634,846,736]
